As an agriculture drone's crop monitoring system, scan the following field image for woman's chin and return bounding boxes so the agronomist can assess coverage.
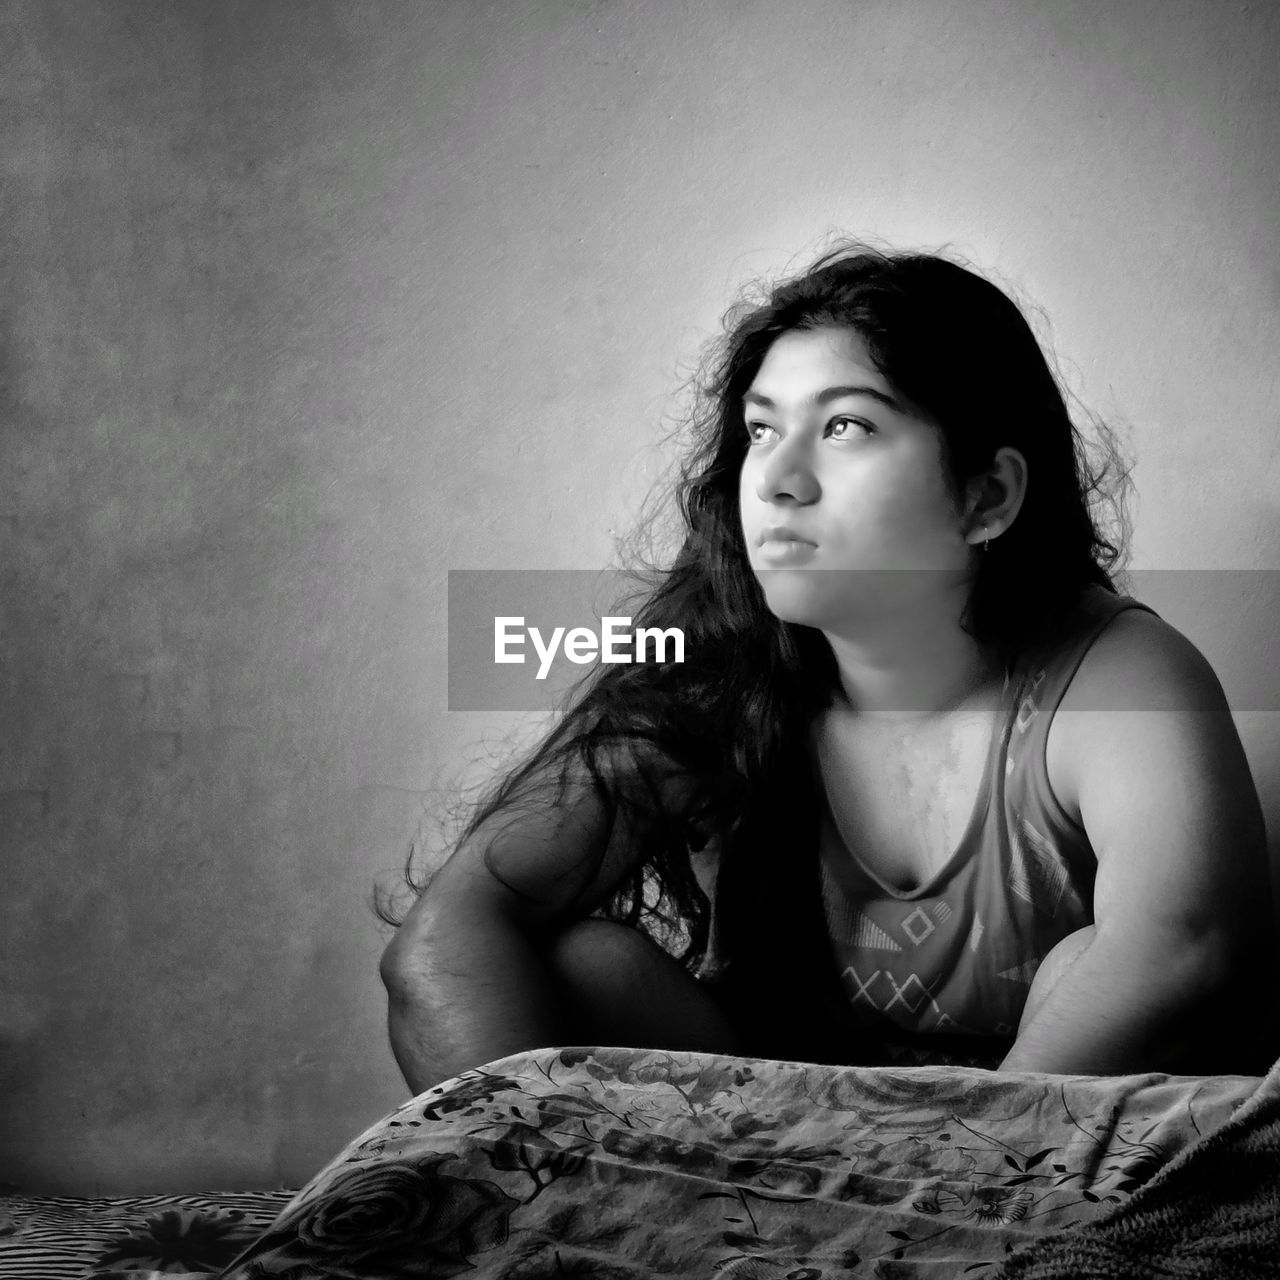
[753,565,972,626]
[754,578,846,630]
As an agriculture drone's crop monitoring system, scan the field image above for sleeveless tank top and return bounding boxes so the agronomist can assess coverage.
[816,586,1157,1054]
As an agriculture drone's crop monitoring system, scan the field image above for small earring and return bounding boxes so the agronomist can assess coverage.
[981,522,990,552]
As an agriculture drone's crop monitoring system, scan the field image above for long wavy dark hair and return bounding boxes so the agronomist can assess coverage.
[382,242,1129,1059]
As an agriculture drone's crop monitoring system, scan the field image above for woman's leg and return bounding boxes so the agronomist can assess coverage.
[540,918,749,1055]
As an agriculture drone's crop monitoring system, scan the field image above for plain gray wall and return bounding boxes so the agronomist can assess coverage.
[2,0,1278,1193]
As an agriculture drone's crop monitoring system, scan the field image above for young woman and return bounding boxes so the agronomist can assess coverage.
[381,244,1274,1093]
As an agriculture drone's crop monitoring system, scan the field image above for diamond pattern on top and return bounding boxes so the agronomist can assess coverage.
[901,907,936,946]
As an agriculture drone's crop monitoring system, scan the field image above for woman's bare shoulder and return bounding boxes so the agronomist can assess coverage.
[1047,605,1238,823]
[1062,604,1227,713]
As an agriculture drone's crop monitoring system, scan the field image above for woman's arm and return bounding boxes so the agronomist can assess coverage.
[999,610,1275,1076]
[381,875,570,1096]
[380,767,645,1094]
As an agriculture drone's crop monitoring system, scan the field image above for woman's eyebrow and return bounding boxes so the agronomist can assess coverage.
[743,384,902,411]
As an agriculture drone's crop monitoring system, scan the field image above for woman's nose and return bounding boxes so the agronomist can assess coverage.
[756,436,820,505]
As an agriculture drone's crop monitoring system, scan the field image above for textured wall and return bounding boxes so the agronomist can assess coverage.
[2,0,1277,1193]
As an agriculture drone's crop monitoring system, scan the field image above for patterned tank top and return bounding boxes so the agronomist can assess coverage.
[817,586,1156,1053]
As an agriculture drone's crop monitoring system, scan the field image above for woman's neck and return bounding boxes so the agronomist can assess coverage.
[822,615,1002,721]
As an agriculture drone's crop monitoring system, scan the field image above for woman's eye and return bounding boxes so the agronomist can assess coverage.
[827,415,874,440]
[745,421,777,445]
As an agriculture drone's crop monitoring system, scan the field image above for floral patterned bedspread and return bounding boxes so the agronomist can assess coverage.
[0,1047,1261,1280]
[223,1047,1258,1279]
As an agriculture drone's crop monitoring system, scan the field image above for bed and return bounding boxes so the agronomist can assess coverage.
[3,1045,1277,1279]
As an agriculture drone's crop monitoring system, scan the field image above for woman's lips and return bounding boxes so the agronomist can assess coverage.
[757,537,818,563]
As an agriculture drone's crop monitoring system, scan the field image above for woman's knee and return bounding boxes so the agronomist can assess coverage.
[542,917,661,990]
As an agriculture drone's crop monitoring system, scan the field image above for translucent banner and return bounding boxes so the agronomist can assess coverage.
[446,569,1280,712]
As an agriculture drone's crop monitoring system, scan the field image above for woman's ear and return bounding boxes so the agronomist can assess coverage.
[963,446,1028,547]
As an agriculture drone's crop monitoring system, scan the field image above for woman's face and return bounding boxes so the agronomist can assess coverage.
[737,326,975,633]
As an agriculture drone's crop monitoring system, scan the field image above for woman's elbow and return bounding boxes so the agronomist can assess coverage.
[379,895,446,1003]
[379,931,417,1000]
